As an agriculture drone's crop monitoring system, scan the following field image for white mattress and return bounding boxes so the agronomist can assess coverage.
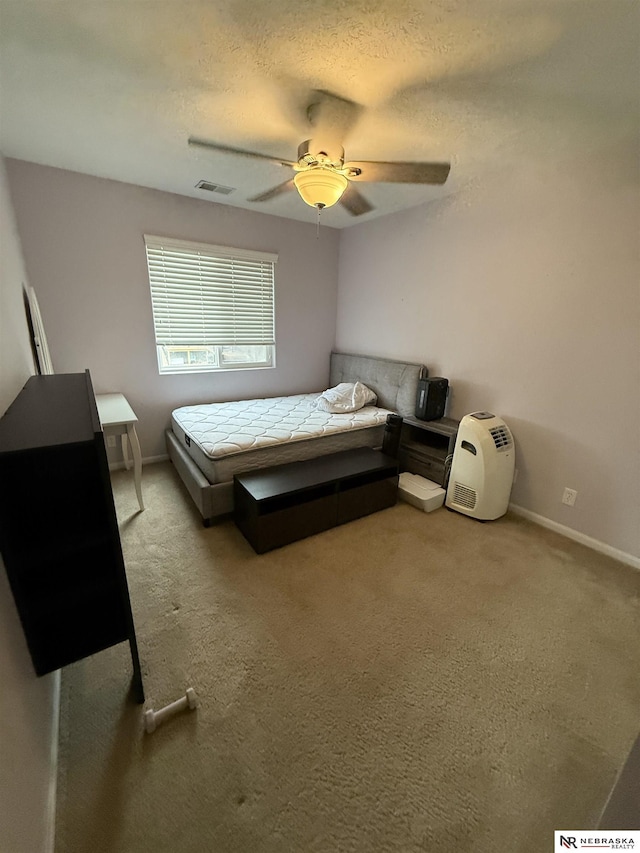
[171,393,393,483]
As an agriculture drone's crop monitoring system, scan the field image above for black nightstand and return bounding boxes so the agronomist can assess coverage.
[398,416,459,486]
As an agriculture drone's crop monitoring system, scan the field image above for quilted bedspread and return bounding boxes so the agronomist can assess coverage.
[171,393,393,460]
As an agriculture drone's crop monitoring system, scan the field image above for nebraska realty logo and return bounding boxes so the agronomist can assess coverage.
[555,831,639,850]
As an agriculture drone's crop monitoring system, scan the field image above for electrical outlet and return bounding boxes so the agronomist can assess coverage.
[562,487,577,507]
[106,435,116,448]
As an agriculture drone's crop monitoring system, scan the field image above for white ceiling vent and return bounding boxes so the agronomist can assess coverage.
[195,180,235,195]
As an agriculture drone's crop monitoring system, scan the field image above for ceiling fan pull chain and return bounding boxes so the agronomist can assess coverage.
[317,206,321,239]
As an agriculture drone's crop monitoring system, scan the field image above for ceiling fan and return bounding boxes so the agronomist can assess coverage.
[188,90,451,216]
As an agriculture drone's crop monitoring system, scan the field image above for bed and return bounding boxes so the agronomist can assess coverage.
[165,351,423,525]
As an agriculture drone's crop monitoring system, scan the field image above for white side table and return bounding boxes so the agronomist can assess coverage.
[95,393,145,511]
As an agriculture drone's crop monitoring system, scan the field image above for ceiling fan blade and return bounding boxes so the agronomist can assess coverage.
[339,184,375,217]
[345,160,451,185]
[247,180,295,203]
[188,137,296,168]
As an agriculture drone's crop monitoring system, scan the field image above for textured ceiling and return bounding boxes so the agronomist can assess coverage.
[0,0,638,228]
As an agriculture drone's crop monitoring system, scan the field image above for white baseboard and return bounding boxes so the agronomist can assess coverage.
[108,453,168,472]
[45,670,61,853]
[509,503,640,571]
[143,453,169,465]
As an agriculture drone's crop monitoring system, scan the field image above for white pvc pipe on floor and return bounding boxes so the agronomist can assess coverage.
[144,687,198,733]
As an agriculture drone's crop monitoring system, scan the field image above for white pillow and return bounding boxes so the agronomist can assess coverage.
[313,381,377,413]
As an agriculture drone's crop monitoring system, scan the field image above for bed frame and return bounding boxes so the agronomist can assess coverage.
[165,351,423,525]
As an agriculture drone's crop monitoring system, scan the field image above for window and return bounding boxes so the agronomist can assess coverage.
[144,235,277,374]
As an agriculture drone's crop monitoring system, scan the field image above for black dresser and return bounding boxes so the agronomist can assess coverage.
[0,371,144,702]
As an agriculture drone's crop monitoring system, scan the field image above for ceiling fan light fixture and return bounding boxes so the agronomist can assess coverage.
[293,167,348,209]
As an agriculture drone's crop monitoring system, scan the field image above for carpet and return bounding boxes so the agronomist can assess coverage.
[54,462,640,853]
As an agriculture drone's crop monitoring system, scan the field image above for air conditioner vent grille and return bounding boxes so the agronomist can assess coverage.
[195,180,235,195]
[489,426,512,451]
[452,482,476,509]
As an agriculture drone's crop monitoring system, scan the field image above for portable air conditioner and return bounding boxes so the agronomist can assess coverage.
[446,412,515,520]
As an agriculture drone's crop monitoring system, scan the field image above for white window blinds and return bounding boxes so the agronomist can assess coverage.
[144,235,277,347]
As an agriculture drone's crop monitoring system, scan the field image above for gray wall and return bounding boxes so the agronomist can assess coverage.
[337,137,640,559]
[6,160,340,460]
[0,154,57,853]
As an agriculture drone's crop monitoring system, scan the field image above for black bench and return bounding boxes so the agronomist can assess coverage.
[233,447,399,553]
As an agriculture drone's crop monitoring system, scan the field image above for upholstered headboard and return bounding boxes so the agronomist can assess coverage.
[329,351,423,418]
